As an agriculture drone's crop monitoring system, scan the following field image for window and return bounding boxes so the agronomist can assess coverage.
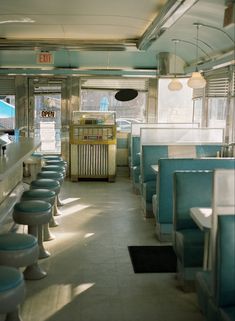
[80,78,147,131]
[158,78,194,123]
[208,97,227,128]
[0,96,15,130]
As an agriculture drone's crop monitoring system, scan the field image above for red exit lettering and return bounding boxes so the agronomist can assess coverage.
[37,52,54,64]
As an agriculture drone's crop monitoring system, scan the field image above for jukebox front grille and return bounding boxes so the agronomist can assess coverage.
[77,144,108,177]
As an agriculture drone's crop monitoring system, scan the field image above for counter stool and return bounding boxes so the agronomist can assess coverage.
[21,189,57,241]
[43,155,62,161]
[0,233,47,280]
[45,159,68,170]
[37,171,64,185]
[13,200,52,260]
[0,266,25,321]
[36,171,64,207]
[30,179,61,216]
[41,165,66,178]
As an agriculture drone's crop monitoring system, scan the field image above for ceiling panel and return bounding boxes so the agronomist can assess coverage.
[0,0,234,74]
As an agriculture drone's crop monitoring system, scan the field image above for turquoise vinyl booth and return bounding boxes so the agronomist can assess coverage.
[173,170,213,289]
[155,157,235,241]
[195,169,235,321]
[141,144,222,218]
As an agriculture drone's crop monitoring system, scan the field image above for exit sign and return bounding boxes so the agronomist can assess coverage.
[37,52,54,64]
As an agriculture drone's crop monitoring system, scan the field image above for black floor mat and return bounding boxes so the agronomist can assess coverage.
[128,245,177,273]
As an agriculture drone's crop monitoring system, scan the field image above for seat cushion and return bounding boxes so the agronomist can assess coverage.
[220,306,235,321]
[0,233,37,251]
[174,229,204,267]
[143,180,156,202]
[31,178,60,188]
[22,188,56,199]
[14,200,51,212]
[0,266,24,292]
[195,271,212,315]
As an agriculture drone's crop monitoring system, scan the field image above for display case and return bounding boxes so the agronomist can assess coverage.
[70,111,117,182]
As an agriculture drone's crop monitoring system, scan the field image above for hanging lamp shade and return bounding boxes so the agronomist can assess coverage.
[168,39,182,91]
[168,78,183,91]
[187,71,206,89]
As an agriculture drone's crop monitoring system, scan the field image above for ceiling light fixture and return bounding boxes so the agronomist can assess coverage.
[187,24,206,89]
[168,39,183,91]
[0,17,35,24]
[138,0,199,50]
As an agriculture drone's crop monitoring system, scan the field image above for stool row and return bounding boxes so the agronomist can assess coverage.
[0,154,67,321]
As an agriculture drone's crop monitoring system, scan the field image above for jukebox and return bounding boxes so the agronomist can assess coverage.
[70,111,117,182]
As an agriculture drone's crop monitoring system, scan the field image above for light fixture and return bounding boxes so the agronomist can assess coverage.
[115,89,138,101]
[0,17,35,24]
[168,39,183,91]
[187,24,206,89]
[138,0,199,50]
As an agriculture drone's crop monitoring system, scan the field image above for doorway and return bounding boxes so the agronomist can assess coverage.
[33,80,62,154]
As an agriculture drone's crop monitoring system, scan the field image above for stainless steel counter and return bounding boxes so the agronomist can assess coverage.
[0,137,41,181]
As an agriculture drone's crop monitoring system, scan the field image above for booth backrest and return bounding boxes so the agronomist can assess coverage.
[141,144,222,184]
[142,145,168,182]
[215,215,235,307]
[211,169,235,307]
[173,170,213,230]
[131,136,141,166]
[157,158,235,224]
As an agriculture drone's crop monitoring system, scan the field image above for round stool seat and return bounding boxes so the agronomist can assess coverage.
[21,189,56,205]
[0,266,25,315]
[13,200,52,226]
[0,233,46,280]
[32,152,43,158]
[45,159,67,168]
[41,165,66,177]
[37,171,64,184]
[31,179,60,195]
[0,233,38,267]
[43,155,62,160]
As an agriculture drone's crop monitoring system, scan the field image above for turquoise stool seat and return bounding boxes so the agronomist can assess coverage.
[13,200,52,260]
[0,266,25,321]
[43,155,62,161]
[45,159,67,169]
[41,165,66,178]
[0,233,46,280]
[37,171,64,184]
[36,172,64,207]
[30,179,61,216]
[30,179,60,195]
[21,189,58,239]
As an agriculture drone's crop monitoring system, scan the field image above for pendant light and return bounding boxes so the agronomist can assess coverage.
[168,39,183,91]
[187,24,206,89]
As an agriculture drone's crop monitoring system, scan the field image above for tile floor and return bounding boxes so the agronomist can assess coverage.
[15,176,205,321]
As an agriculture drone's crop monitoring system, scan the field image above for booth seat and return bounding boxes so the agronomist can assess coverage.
[156,158,235,241]
[130,137,141,193]
[141,145,168,217]
[196,215,235,321]
[140,144,221,219]
[173,170,213,288]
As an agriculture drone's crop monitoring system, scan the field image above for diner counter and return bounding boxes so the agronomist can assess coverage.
[0,137,41,181]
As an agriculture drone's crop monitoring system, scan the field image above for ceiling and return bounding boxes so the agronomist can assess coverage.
[0,0,234,76]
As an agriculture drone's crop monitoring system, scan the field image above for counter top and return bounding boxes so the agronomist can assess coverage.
[0,138,41,181]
